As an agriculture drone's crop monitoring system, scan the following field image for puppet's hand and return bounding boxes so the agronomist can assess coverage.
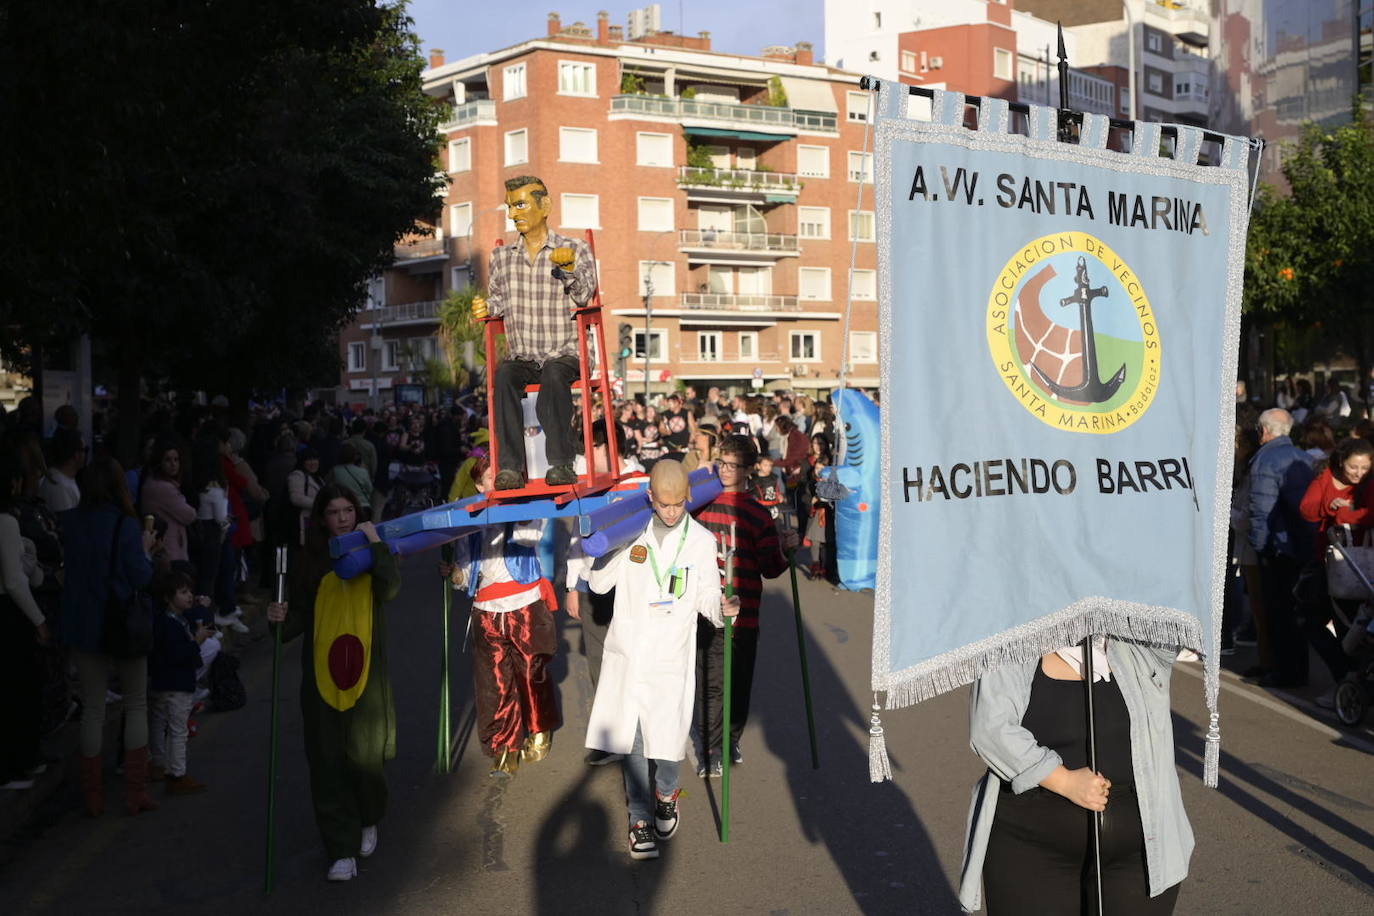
[471,295,489,320]
[551,247,577,272]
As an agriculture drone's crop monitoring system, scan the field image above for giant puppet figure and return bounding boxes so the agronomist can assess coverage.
[828,388,881,591]
[471,176,598,490]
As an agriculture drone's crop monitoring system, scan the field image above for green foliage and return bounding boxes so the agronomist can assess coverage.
[680,86,697,100]
[768,76,788,108]
[620,72,645,94]
[685,142,714,170]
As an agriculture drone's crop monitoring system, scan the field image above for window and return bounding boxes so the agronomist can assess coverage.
[735,147,756,171]
[994,48,1013,81]
[637,132,673,167]
[560,193,600,229]
[790,331,820,362]
[633,329,667,360]
[409,337,438,364]
[850,269,877,300]
[637,197,674,232]
[504,128,528,166]
[707,265,733,294]
[558,61,597,97]
[382,340,401,372]
[849,331,877,363]
[736,266,772,295]
[450,202,473,237]
[697,332,722,361]
[559,126,598,162]
[848,151,873,183]
[1146,32,1162,53]
[503,63,527,101]
[873,12,881,29]
[798,267,831,301]
[348,342,367,373]
[1147,72,1163,94]
[705,145,730,169]
[846,91,871,122]
[797,145,829,179]
[1119,87,1131,115]
[638,260,675,297]
[798,206,830,239]
[738,331,758,360]
[901,50,917,73]
[849,210,875,242]
[448,137,471,173]
[1176,80,1189,96]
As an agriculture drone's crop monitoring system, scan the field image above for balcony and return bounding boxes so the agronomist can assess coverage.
[438,99,497,132]
[681,293,801,312]
[362,300,443,329]
[676,166,801,202]
[678,352,782,365]
[1148,1,1208,47]
[610,95,837,134]
[393,237,447,262]
[679,229,800,261]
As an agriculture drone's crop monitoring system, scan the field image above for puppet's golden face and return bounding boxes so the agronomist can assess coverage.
[505,183,550,236]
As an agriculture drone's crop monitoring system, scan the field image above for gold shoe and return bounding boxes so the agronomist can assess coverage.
[521,731,552,764]
[490,748,520,777]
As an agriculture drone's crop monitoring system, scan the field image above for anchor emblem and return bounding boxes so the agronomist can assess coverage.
[1031,256,1126,404]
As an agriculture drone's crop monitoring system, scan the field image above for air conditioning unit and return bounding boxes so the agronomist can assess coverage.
[930,56,944,69]
[791,365,807,376]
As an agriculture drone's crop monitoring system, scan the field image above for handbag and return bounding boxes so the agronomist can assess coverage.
[100,516,155,658]
[1325,525,1374,601]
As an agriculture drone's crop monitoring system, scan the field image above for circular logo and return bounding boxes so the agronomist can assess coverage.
[986,232,1160,434]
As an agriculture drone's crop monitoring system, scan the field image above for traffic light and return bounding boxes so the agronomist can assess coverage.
[617,323,634,378]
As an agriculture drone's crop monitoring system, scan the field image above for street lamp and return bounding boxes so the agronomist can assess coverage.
[1123,2,1137,121]
[640,228,677,402]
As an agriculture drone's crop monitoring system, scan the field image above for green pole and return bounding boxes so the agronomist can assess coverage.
[720,523,736,843]
[437,545,454,774]
[265,546,287,894]
[787,549,820,769]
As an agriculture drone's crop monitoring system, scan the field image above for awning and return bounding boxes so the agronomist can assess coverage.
[777,76,838,113]
[683,127,790,142]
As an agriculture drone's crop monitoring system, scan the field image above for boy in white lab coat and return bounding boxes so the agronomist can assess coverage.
[586,460,738,860]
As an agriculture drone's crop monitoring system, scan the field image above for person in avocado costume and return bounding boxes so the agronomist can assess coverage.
[266,483,401,883]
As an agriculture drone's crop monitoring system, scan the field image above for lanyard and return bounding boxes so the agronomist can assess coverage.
[646,520,689,594]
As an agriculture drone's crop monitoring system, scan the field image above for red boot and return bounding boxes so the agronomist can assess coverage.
[78,754,103,817]
[123,746,160,815]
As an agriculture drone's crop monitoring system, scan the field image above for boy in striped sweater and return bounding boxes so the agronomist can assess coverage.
[691,435,798,776]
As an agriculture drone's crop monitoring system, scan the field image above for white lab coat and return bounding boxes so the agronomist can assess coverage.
[585,515,723,760]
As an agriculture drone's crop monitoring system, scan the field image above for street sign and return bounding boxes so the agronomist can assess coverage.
[751,377,764,389]
[752,367,764,379]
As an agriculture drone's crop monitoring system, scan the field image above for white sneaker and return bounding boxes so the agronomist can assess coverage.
[326,857,357,881]
[1176,649,1200,662]
[1,778,36,790]
[360,825,378,858]
[215,613,249,634]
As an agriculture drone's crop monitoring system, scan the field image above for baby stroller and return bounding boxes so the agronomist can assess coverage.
[1320,528,1374,725]
[387,458,441,519]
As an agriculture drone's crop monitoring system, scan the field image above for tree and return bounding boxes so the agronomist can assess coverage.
[0,1,445,461]
[437,285,501,392]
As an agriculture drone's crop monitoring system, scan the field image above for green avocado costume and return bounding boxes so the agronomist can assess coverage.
[276,542,401,860]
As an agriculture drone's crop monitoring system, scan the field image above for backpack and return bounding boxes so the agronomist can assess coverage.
[209,653,247,712]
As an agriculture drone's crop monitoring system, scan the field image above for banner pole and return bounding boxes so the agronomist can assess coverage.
[787,548,819,769]
[437,544,454,774]
[720,523,736,843]
[1083,635,1105,916]
[265,546,287,894]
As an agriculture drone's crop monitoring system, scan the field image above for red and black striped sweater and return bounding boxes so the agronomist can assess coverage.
[692,490,789,629]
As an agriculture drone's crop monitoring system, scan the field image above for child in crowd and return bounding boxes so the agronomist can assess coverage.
[148,571,211,794]
[750,454,785,522]
[586,460,737,860]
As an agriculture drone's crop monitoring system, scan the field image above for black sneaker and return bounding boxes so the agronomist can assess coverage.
[730,745,743,765]
[694,755,722,778]
[545,464,578,486]
[585,749,624,766]
[495,469,526,490]
[654,790,680,840]
[628,820,659,860]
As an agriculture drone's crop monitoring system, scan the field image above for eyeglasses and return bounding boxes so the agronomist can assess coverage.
[717,460,746,471]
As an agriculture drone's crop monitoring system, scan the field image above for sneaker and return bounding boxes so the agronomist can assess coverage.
[215,613,250,634]
[166,774,208,795]
[730,745,743,765]
[1315,689,1337,710]
[1176,649,1200,662]
[326,857,357,881]
[1233,627,1258,647]
[585,749,624,766]
[360,825,378,858]
[694,756,722,778]
[654,790,680,840]
[1219,645,1237,657]
[628,821,659,860]
[105,689,123,705]
[494,469,525,491]
[1,778,36,790]
[545,464,578,486]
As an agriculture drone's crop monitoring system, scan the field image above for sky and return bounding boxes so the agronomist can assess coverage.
[403,0,825,66]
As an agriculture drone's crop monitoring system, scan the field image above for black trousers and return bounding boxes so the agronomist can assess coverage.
[694,619,759,757]
[580,587,615,691]
[983,784,1180,916]
[493,356,580,473]
[0,598,42,782]
[1260,552,1306,681]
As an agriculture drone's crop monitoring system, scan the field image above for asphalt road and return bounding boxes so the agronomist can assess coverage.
[2,555,1372,915]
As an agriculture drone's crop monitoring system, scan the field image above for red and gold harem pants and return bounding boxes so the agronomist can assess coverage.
[471,599,560,756]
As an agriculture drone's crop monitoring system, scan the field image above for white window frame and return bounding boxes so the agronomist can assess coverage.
[847,150,873,183]
[798,266,831,301]
[504,128,528,166]
[846,91,870,122]
[735,147,756,171]
[382,340,401,372]
[503,62,527,101]
[637,197,674,232]
[738,331,758,361]
[994,48,1013,81]
[900,50,917,73]
[447,137,471,173]
[848,210,875,243]
[636,132,674,167]
[798,206,830,240]
[790,331,821,363]
[559,193,600,230]
[450,201,473,237]
[638,260,676,297]
[634,329,668,361]
[1147,72,1163,94]
[1146,31,1162,53]
[697,331,722,362]
[347,342,367,373]
[849,269,877,301]
[849,331,878,363]
[559,126,599,163]
[1119,87,1131,115]
[797,144,829,178]
[558,60,598,97]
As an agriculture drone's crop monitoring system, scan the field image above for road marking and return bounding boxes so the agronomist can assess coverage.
[1174,663,1374,755]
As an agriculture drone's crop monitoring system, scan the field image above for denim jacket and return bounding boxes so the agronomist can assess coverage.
[1246,435,1315,560]
[959,640,1194,912]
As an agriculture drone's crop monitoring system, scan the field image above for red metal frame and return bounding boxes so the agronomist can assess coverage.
[476,229,623,510]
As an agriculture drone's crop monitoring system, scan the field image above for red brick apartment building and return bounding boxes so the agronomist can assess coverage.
[336,11,879,403]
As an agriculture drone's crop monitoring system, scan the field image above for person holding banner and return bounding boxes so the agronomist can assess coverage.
[961,641,1193,914]
[264,485,401,883]
[585,460,737,860]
